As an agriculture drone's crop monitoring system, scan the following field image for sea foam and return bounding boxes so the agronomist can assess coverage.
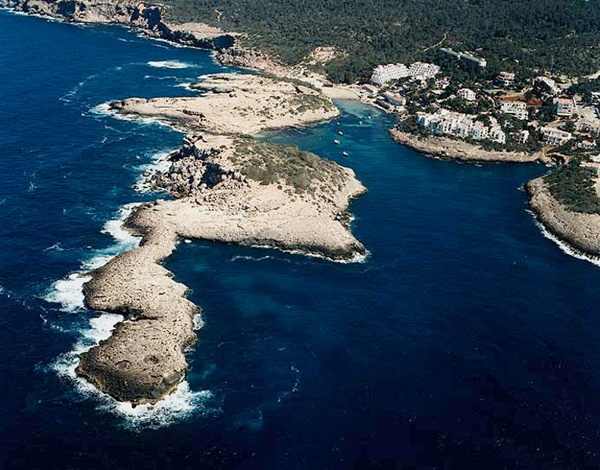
[47,203,214,428]
[133,150,172,193]
[529,210,600,267]
[45,204,142,313]
[147,60,193,69]
[51,310,215,430]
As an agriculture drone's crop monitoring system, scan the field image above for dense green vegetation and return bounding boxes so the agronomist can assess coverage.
[232,138,345,193]
[545,164,600,214]
[163,0,600,83]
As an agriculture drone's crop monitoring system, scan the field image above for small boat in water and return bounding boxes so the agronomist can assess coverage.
[334,139,341,145]
[342,151,349,158]
[338,130,344,136]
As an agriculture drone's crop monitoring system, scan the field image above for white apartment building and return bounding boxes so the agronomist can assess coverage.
[489,127,506,144]
[554,97,576,117]
[407,62,441,80]
[540,126,573,146]
[458,88,476,101]
[417,109,505,143]
[371,62,440,86]
[497,71,515,87]
[500,101,528,120]
[440,48,487,68]
[576,119,600,136]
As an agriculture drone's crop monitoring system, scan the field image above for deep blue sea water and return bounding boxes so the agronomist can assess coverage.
[3,9,600,469]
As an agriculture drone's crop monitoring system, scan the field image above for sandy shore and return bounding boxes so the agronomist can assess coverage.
[527,177,600,255]
[390,128,547,164]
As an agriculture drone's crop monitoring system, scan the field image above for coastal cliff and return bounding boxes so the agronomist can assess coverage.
[390,128,547,164]
[527,177,600,256]
[76,75,364,404]
[3,0,235,49]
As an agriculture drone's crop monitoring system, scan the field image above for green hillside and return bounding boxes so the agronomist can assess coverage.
[162,0,600,82]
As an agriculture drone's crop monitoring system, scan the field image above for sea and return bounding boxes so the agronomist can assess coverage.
[2,9,600,469]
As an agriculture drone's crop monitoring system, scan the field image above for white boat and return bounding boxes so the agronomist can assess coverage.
[342,151,349,157]
[334,139,341,145]
[338,130,344,136]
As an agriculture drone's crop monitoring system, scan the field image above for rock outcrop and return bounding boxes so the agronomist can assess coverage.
[527,176,600,255]
[3,0,236,50]
[390,128,547,164]
[110,73,340,135]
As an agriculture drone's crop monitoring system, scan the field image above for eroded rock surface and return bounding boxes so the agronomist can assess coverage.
[4,0,235,49]
[527,177,600,255]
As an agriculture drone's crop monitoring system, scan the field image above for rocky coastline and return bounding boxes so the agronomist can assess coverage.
[3,0,236,50]
[72,61,363,403]
[109,73,340,135]
[390,128,548,164]
[527,177,600,256]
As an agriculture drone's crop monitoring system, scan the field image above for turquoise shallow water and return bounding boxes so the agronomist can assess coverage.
[3,9,600,469]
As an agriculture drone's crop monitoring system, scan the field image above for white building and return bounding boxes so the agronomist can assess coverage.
[516,130,530,144]
[440,48,487,68]
[371,64,409,86]
[535,76,560,96]
[407,62,441,81]
[578,140,596,150]
[489,127,506,144]
[383,91,406,107]
[500,100,528,120]
[497,71,515,87]
[371,62,440,86]
[577,119,600,136]
[458,88,476,101]
[540,126,573,146]
[554,97,576,117]
[417,109,504,143]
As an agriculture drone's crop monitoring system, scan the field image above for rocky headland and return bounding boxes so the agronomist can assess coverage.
[527,176,600,256]
[110,73,340,134]
[3,0,236,49]
[75,71,365,404]
[389,128,548,164]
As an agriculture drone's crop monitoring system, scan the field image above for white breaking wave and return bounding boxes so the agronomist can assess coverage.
[147,60,193,69]
[133,150,172,193]
[174,82,193,90]
[45,204,141,312]
[90,101,176,129]
[528,210,600,267]
[51,311,214,430]
[46,203,214,427]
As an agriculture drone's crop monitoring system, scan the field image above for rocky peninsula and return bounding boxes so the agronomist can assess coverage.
[527,176,600,256]
[390,128,547,164]
[110,74,340,135]
[75,72,364,404]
